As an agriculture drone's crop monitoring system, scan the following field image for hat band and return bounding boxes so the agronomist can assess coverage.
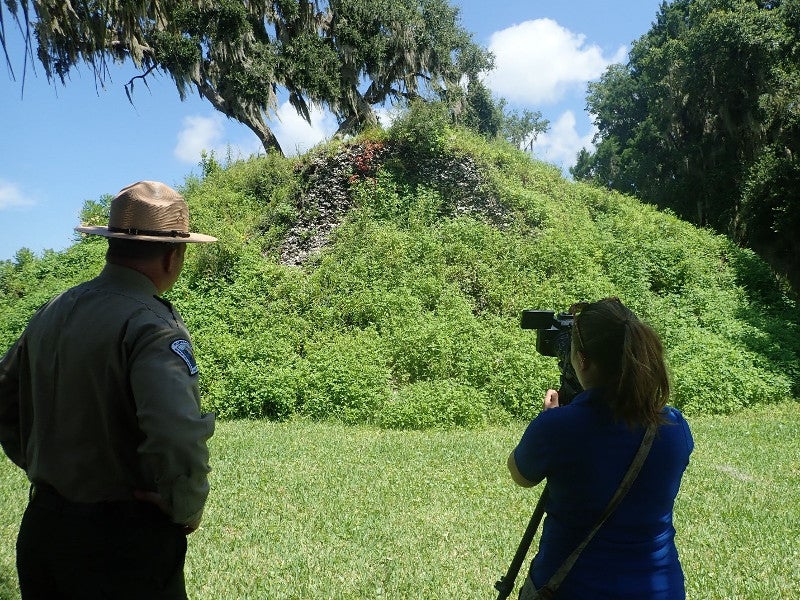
[108,226,191,239]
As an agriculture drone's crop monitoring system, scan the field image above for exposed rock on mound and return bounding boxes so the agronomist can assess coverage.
[278,140,511,266]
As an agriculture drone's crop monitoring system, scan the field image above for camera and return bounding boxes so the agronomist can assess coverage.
[521,310,573,357]
[520,309,582,405]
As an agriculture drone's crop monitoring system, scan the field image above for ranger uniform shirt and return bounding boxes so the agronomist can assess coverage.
[0,263,214,526]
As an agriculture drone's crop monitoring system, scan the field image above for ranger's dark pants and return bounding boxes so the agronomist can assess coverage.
[16,485,188,600]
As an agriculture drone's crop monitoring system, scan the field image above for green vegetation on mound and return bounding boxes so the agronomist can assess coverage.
[1,105,798,425]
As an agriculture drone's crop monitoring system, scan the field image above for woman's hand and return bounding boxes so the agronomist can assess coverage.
[543,389,560,410]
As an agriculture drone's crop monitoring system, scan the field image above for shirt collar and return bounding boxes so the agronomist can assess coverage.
[98,263,159,297]
[568,387,605,406]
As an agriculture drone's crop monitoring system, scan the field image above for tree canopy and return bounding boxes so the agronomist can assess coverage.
[1,0,496,154]
[572,0,800,291]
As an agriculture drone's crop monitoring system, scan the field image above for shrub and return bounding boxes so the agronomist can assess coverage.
[206,361,302,420]
[1,115,798,428]
[300,330,391,425]
[669,331,791,414]
[377,380,489,429]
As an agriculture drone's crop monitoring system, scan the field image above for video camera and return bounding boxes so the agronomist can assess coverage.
[520,309,582,405]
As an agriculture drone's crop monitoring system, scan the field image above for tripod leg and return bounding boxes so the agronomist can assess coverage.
[494,486,548,600]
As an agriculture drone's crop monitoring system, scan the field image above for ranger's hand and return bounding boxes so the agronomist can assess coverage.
[134,489,201,535]
[133,489,169,514]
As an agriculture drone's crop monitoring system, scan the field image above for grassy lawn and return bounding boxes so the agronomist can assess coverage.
[1,402,798,599]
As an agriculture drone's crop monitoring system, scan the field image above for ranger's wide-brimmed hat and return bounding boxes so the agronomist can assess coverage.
[75,181,217,243]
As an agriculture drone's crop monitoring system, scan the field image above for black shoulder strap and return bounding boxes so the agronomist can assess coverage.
[539,423,658,596]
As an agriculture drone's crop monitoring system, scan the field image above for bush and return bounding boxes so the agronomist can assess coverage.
[206,361,302,420]
[377,380,489,429]
[2,115,798,427]
[301,330,391,425]
[669,331,791,414]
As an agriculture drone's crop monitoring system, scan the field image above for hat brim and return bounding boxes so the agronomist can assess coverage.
[75,226,217,244]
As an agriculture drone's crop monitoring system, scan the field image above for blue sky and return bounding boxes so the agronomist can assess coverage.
[0,0,663,261]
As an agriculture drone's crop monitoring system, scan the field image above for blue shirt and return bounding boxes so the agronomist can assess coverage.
[513,388,693,599]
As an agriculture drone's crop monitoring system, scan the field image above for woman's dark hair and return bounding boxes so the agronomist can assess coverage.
[572,297,669,427]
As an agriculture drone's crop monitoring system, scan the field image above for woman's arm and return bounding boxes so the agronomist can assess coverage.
[507,451,537,487]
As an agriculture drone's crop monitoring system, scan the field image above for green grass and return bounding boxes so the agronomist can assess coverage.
[1,403,799,599]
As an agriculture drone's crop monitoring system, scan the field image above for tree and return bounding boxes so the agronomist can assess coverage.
[1,0,491,155]
[324,0,492,135]
[502,104,549,150]
[574,0,800,290]
[456,79,549,147]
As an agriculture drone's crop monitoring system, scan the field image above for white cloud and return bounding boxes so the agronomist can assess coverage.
[273,101,337,156]
[174,114,263,164]
[374,105,402,129]
[174,104,338,163]
[0,180,35,210]
[174,114,226,163]
[484,18,627,105]
[528,110,596,172]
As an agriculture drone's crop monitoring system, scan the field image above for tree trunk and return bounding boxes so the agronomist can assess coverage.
[335,89,378,137]
[196,80,284,156]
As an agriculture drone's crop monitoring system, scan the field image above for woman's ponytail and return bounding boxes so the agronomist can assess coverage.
[573,298,669,427]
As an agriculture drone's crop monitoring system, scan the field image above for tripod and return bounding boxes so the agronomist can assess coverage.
[494,486,549,600]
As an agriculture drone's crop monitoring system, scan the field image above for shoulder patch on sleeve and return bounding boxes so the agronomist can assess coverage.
[170,339,199,375]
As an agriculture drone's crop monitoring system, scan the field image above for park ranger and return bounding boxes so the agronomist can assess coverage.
[0,181,217,599]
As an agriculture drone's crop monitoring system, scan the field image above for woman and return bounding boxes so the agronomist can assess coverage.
[508,297,693,599]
